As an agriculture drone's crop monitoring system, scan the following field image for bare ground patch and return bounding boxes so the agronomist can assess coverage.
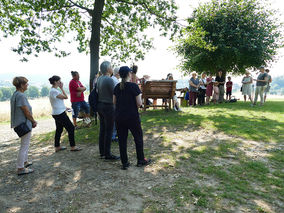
[0,122,283,213]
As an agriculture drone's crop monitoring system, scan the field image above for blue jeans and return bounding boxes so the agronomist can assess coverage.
[112,123,117,140]
[72,101,90,118]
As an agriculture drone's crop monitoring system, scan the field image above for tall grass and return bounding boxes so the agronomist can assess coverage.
[0,97,72,123]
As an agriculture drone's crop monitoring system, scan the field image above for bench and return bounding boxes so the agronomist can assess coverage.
[141,80,177,111]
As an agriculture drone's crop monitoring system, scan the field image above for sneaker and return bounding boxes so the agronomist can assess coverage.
[105,154,120,160]
[137,158,152,167]
[121,162,130,170]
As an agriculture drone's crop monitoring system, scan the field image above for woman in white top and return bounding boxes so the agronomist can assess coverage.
[241,71,253,102]
[49,76,81,152]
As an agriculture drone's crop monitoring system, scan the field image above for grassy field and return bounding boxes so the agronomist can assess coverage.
[0,97,71,124]
[45,100,284,212]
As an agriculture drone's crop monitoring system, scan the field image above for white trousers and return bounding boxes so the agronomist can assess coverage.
[17,131,32,169]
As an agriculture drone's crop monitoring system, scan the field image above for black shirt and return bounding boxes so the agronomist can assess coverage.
[114,82,141,121]
[215,76,225,86]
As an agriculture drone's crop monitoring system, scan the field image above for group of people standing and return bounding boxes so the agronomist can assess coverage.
[186,66,272,107]
[10,62,151,175]
[187,70,233,106]
[241,66,272,106]
[9,64,272,175]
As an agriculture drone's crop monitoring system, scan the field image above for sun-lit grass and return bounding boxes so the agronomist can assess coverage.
[141,100,284,143]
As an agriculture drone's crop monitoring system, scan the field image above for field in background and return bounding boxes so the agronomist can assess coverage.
[0,97,72,123]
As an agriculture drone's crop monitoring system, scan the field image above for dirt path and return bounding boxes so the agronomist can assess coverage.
[0,119,56,143]
[0,121,282,212]
[0,120,166,213]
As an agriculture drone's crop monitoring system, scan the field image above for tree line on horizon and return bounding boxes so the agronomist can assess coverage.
[1,75,284,102]
[0,86,50,101]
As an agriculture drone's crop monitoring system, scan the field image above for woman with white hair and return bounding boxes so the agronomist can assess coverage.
[242,71,253,102]
[188,71,200,106]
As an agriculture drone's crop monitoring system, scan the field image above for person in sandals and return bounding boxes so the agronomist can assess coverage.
[11,77,37,175]
[49,75,82,152]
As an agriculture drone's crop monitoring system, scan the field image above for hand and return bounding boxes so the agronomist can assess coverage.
[253,79,257,81]
[32,121,37,128]
[59,82,64,89]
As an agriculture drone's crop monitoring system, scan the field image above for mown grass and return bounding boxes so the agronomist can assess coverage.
[141,100,284,143]
[35,100,284,212]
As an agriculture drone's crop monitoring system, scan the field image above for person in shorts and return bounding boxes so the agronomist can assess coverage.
[69,71,91,128]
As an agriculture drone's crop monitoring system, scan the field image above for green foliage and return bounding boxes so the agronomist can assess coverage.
[40,86,50,97]
[0,0,179,63]
[0,87,13,101]
[175,0,283,75]
[0,89,3,101]
[26,86,40,98]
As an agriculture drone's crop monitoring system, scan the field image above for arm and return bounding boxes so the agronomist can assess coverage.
[113,95,116,105]
[77,86,86,92]
[20,106,37,128]
[249,77,253,84]
[56,82,68,99]
[136,94,142,107]
[257,77,268,82]
[189,80,198,88]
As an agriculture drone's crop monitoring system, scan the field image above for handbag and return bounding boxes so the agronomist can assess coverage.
[13,92,31,137]
[240,86,243,92]
[14,122,31,137]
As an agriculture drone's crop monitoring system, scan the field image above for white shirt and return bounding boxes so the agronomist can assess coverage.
[200,78,207,90]
[111,76,120,87]
[49,88,66,115]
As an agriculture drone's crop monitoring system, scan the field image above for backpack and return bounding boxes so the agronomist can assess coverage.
[88,83,98,112]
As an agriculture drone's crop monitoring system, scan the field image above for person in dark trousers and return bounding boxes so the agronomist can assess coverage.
[113,66,151,170]
[97,61,120,160]
[198,72,207,105]
[215,70,226,103]
[49,76,81,152]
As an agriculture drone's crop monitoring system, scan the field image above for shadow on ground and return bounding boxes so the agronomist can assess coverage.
[0,110,283,212]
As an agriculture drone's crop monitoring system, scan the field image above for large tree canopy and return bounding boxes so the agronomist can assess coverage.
[0,0,179,88]
[175,0,283,76]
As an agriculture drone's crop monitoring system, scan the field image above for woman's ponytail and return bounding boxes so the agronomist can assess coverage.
[120,77,126,90]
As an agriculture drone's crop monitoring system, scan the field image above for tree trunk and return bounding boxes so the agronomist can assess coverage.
[89,0,105,92]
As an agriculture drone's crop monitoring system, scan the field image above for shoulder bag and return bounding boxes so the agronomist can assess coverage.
[13,92,32,137]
